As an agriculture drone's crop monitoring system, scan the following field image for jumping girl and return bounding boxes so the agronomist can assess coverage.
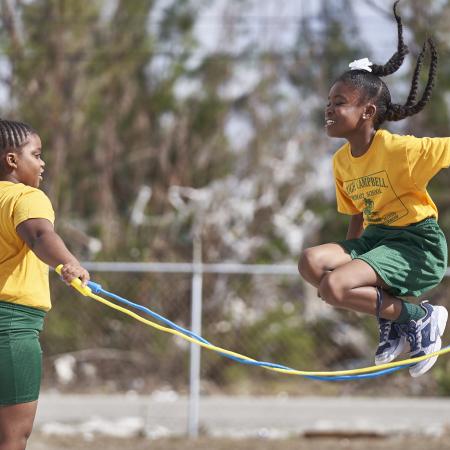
[0,118,89,450]
[298,1,449,378]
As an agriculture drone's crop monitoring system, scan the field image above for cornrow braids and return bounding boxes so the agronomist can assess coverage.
[0,119,34,153]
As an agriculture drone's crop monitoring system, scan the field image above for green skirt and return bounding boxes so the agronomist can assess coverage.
[339,218,448,297]
[0,301,45,405]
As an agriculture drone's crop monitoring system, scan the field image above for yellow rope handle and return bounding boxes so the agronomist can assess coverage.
[54,265,450,377]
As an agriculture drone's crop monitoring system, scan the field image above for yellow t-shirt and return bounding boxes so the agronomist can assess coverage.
[333,129,450,227]
[0,181,55,311]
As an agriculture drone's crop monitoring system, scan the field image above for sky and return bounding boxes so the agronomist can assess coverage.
[193,0,400,62]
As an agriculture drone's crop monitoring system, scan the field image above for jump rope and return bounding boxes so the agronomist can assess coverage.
[55,265,450,381]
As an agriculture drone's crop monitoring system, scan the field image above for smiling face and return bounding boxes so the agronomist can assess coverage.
[325,81,374,139]
[8,133,45,188]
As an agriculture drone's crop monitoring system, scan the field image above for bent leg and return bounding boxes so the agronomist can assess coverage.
[0,401,38,450]
[298,243,352,287]
[318,258,403,320]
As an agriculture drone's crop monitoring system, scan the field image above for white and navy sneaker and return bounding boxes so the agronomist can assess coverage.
[375,318,407,365]
[406,301,448,378]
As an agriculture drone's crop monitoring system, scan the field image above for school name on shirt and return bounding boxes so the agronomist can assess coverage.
[341,170,408,225]
[344,175,388,200]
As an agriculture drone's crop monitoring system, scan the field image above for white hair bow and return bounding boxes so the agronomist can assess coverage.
[349,58,373,72]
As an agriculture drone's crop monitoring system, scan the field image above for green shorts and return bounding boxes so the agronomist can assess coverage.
[0,301,45,405]
[338,218,448,297]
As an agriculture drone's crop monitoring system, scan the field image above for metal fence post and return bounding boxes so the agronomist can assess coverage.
[188,234,203,437]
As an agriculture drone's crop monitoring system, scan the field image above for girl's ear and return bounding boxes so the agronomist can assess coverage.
[5,152,18,169]
[363,104,377,120]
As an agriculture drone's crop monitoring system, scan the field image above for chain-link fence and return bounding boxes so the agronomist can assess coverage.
[41,262,450,433]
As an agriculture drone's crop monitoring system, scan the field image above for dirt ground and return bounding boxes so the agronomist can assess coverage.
[27,433,450,450]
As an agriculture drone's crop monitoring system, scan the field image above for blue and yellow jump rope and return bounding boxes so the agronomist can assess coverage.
[55,265,450,381]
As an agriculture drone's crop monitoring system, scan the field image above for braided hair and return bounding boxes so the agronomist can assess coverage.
[334,0,438,129]
[0,118,35,153]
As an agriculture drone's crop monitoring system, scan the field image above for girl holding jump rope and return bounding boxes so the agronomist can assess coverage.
[0,118,90,450]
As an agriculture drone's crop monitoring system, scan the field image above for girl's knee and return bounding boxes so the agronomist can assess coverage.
[319,272,346,306]
[0,438,27,450]
[0,422,33,450]
[298,247,321,280]
[0,434,29,450]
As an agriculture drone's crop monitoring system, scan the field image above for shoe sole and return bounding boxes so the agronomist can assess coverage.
[409,306,448,378]
[375,335,408,365]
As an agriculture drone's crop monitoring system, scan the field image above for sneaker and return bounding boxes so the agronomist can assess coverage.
[375,318,407,365]
[406,301,448,378]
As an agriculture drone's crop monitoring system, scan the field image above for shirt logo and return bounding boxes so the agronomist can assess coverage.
[343,170,408,225]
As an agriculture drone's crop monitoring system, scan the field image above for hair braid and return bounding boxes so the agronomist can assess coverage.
[334,0,438,129]
[409,38,438,113]
[9,123,22,147]
[385,38,438,122]
[0,124,8,149]
[405,41,427,107]
[371,1,409,77]
[0,119,34,153]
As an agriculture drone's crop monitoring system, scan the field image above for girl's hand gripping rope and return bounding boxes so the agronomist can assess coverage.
[55,264,91,296]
